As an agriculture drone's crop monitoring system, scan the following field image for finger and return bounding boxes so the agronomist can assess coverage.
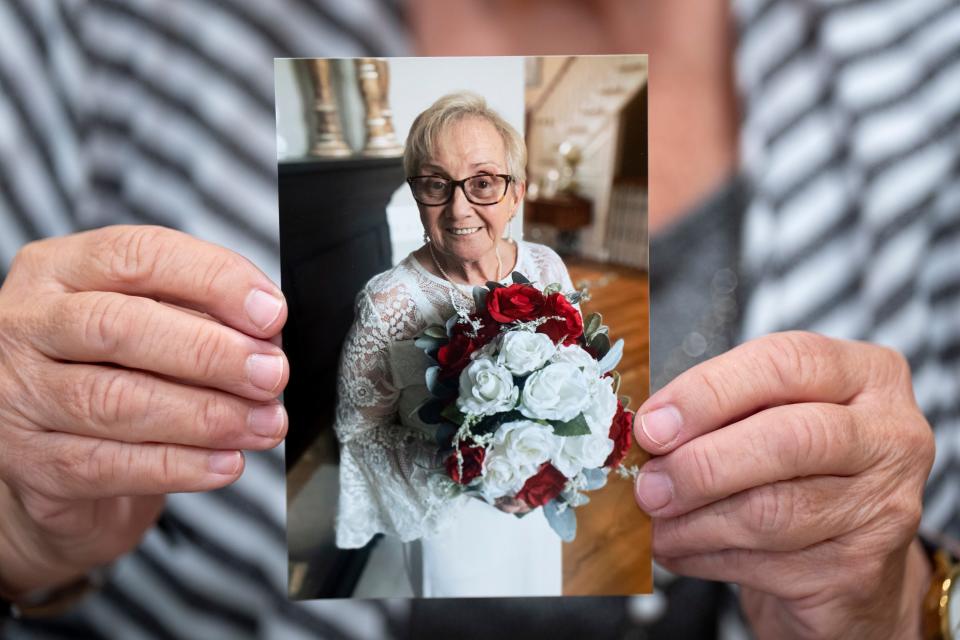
[655,548,827,601]
[634,332,868,454]
[18,432,245,499]
[633,402,871,517]
[34,291,288,401]
[29,363,287,450]
[660,537,917,609]
[48,225,285,339]
[651,476,869,557]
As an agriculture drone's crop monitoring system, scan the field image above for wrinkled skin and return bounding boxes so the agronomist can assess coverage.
[0,226,289,598]
[633,332,934,639]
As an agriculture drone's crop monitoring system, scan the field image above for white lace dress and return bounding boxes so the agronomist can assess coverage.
[333,240,574,597]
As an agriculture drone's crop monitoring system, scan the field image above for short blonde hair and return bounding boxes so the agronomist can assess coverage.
[403,92,526,185]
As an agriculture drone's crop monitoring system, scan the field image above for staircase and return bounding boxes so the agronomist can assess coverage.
[526,56,648,264]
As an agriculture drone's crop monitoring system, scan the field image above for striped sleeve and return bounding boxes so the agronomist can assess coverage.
[0,1,409,638]
[733,0,960,536]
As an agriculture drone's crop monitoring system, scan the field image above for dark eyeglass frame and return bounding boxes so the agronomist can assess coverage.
[406,174,514,206]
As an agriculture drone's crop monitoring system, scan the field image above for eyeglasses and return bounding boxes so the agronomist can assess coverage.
[406,174,513,206]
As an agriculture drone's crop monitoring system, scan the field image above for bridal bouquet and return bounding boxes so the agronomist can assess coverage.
[415,272,635,541]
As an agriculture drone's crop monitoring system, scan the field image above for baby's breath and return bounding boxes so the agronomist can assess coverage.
[506,315,565,333]
[615,464,640,480]
[449,414,492,482]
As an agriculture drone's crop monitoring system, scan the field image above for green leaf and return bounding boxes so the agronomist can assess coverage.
[551,413,591,437]
[418,399,446,425]
[610,370,622,395]
[425,366,441,395]
[589,332,610,358]
[543,283,562,296]
[424,324,447,339]
[414,335,444,352]
[619,395,632,409]
[441,403,466,425]
[473,286,488,311]
[543,499,577,542]
[563,490,591,507]
[584,312,602,339]
[582,468,608,490]
[475,409,525,435]
[511,272,531,285]
[598,338,624,374]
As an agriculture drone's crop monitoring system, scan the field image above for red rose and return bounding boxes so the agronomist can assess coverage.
[537,293,584,346]
[486,284,545,323]
[436,333,477,378]
[604,402,634,468]
[516,463,568,507]
[445,444,485,484]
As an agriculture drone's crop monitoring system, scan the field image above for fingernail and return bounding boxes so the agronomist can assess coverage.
[248,404,285,438]
[247,354,284,392]
[638,405,682,447]
[209,450,242,475]
[635,471,673,512]
[245,289,284,331]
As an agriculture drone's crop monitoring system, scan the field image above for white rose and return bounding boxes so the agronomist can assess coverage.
[583,376,618,436]
[551,434,615,478]
[551,343,600,378]
[480,451,530,500]
[457,357,518,416]
[496,331,556,375]
[492,420,561,470]
[519,362,589,421]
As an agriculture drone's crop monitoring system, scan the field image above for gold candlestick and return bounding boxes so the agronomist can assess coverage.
[355,58,403,157]
[306,59,352,158]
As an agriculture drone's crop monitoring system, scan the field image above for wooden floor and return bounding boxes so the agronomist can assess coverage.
[562,259,652,595]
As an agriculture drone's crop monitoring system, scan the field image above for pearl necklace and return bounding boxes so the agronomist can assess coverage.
[427,241,504,299]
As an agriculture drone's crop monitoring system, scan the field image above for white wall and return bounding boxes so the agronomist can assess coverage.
[274,59,310,159]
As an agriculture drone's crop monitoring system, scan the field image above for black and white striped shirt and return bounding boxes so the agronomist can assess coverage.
[1,1,407,638]
[1,1,958,638]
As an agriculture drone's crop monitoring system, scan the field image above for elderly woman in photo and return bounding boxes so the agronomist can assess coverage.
[332,92,571,597]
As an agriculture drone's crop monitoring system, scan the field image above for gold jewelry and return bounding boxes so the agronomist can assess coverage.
[924,548,960,640]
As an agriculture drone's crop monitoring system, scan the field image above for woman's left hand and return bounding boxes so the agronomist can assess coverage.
[634,331,935,639]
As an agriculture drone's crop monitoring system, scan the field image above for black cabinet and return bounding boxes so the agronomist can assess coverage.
[279,156,403,470]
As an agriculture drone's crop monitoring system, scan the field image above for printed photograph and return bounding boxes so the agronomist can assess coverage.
[278,55,650,599]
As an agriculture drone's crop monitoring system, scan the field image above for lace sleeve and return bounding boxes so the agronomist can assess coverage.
[333,286,453,549]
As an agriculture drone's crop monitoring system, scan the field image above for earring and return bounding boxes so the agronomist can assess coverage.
[423,232,431,244]
[506,217,514,242]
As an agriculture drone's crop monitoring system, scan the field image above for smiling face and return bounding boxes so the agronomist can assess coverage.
[417,116,523,266]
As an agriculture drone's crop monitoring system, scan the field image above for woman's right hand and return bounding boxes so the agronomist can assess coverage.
[494,496,533,515]
[0,226,289,599]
